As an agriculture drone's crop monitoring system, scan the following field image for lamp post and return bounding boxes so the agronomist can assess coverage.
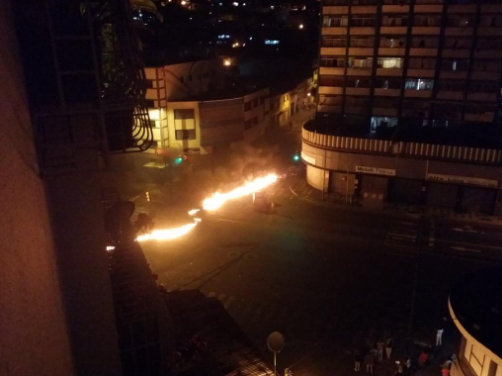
[267,332,284,376]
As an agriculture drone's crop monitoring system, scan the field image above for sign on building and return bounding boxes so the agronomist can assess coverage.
[426,173,499,188]
[355,165,396,176]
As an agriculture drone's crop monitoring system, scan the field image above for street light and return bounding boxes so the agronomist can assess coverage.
[298,24,304,29]
[223,59,231,67]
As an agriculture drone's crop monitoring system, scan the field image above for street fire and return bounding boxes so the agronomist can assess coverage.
[136,222,198,242]
[136,174,278,242]
[202,173,278,211]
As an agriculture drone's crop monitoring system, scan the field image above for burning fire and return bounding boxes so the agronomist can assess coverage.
[202,173,278,211]
[136,174,277,242]
[136,222,199,242]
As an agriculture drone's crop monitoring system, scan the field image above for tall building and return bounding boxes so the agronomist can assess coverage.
[302,0,502,213]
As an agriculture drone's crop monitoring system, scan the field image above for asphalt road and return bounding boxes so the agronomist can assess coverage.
[139,180,501,376]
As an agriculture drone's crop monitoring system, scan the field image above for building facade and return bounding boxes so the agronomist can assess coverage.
[302,0,502,213]
[449,268,502,376]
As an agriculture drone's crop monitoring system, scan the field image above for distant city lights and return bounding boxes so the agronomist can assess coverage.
[218,34,231,39]
[299,24,304,29]
[180,0,187,5]
[224,59,232,66]
[265,39,280,45]
[233,1,239,5]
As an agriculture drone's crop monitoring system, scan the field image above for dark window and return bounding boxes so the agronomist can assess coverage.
[244,119,253,129]
[253,98,259,107]
[174,109,195,120]
[321,36,347,47]
[145,100,155,107]
[175,130,196,140]
[145,80,154,88]
[350,36,375,48]
[149,120,157,128]
[244,101,252,111]
[260,96,265,105]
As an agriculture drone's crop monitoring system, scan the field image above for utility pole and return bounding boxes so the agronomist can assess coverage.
[407,215,423,353]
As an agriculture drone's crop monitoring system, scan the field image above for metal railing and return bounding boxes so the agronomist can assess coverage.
[302,126,502,165]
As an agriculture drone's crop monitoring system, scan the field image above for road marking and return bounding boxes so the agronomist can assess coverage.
[450,246,481,253]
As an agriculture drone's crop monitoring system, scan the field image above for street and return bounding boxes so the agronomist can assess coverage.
[138,174,502,376]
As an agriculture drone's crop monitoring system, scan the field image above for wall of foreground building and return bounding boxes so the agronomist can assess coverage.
[0,3,74,375]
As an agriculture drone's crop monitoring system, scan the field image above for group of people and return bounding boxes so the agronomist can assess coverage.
[354,338,394,374]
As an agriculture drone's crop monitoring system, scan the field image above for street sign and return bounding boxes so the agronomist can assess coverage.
[267,332,284,352]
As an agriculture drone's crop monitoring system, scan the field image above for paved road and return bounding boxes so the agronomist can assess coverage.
[139,183,500,376]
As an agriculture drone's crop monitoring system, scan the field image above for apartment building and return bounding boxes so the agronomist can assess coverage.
[302,0,502,213]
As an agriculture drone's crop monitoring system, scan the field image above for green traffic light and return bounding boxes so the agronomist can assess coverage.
[175,157,183,164]
[293,155,300,161]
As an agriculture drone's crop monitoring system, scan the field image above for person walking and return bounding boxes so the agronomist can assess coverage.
[386,338,394,360]
[355,349,362,372]
[365,352,375,374]
[436,328,444,346]
[418,351,428,369]
[377,340,385,362]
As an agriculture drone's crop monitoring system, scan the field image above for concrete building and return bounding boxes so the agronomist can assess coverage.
[145,60,270,155]
[449,268,502,376]
[302,0,502,213]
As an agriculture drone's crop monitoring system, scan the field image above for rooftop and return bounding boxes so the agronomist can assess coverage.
[449,267,502,359]
[171,83,268,102]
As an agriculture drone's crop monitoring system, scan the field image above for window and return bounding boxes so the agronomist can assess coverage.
[244,119,253,129]
[260,96,265,105]
[382,15,408,27]
[253,98,259,107]
[377,58,402,69]
[380,37,406,48]
[447,15,473,27]
[350,36,375,47]
[319,76,344,87]
[409,58,436,70]
[351,15,376,27]
[244,101,252,111]
[480,15,502,27]
[376,78,401,89]
[370,117,398,133]
[349,57,373,68]
[441,59,469,71]
[443,37,472,49]
[321,57,346,68]
[347,77,370,88]
[411,37,439,48]
[468,82,498,94]
[176,130,196,140]
[145,80,154,88]
[174,109,195,119]
[472,60,502,73]
[321,36,347,47]
[149,120,157,128]
[438,80,465,92]
[414,15,441,27]
[323,16,348,27]
[405,79,434,90]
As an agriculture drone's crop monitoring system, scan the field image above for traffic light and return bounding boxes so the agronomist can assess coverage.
[174,156,183,165]
[293,154,300,162]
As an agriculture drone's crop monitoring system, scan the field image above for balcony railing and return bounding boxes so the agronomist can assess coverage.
[302,127,502,165]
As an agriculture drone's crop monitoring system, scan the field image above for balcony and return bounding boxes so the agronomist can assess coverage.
[440,71,468,79]
[376,68,403,76]
[412,27,440,35]
[346,87,370,96]
[471,71,500,81]
[372,107,398,116]
[436,91,464,100]
[319,86,343,95]
[477,27,502,37]
[409,48,437,57]
[374,88,400,96]
[481,4,502,13]
[319,67,345,75]
[379,47,405,56]
[382,5,409,13]
[320,47,346,55]
[444,27,473,37]
[302,126,502,165]
[346,68,372,76]
[464,113,495,123]
[447,4,476,14]
[351,6,377,14]
[348,47,374,56]
[442,49,470,58]
[404,90,432,98]
[350,27,376,36]
[380,26,407,35]
[322,6,349,14]
[317,104,342,114]
[475,50,502,59]
[414,4,443,13]
[467,93,497,102]
[322,27,348,36]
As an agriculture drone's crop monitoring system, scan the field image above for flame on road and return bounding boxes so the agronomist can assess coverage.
[136,174,278,242]
[202,173,278,211]
[136,222,199,242]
